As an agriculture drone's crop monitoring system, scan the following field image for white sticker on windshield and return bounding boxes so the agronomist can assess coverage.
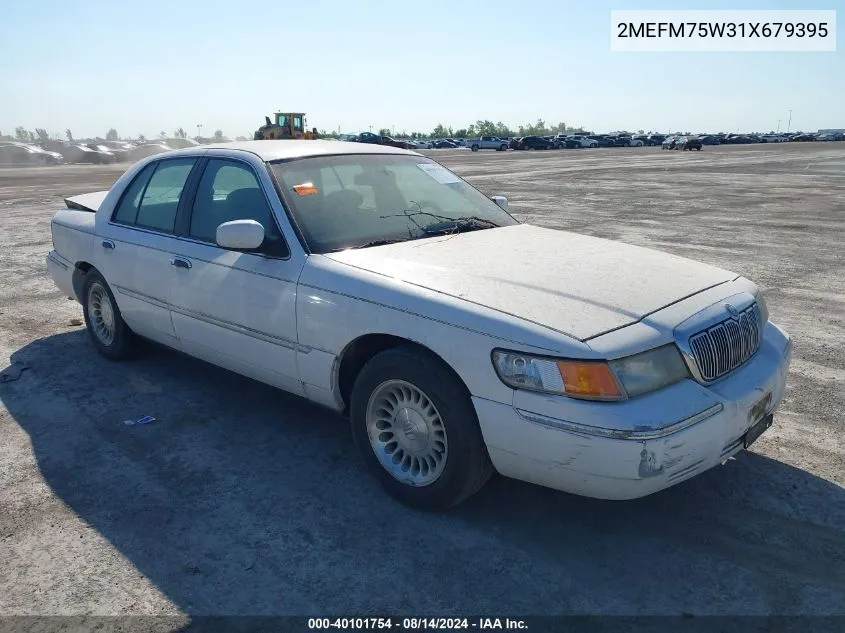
[417,163,461,184]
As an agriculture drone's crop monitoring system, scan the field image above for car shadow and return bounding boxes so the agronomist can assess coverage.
[2,330,844,617]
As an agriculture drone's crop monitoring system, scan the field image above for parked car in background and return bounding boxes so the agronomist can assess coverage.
[166,138,202,150]
[100,141,137,160]
[612,135,633,147]
[519,136,555,150]
[647,134,666,146]
[628,136,646,147]
[407,139,433,150]
[724,135,754,144]
[662,136,679,149]
[588,135,615,148]
[355,132,414,149]
[63,143,117,164]
[338,134,359,142]
[789,133,816,142]
[699,136,721,145]
[509,137,523,150]
[468,136,509,151]
[633,135,651,146]
[760,134,787,143]
[432,139,459,149]
[129,143,174,161]
[676,136,703,151]
[45,139,792,511]
[817,132,844,141]
[0,142,64,166]
[566,135,598,148]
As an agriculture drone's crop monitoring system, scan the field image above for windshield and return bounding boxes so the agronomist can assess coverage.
[270,154,519,253]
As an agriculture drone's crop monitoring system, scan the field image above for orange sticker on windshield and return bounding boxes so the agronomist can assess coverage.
[293,182,318,196]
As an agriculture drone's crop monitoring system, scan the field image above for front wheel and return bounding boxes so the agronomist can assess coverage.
[81,269,136,360]
[350,345,494,511]
[471,145,479,152]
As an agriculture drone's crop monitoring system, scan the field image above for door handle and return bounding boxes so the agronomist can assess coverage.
[101,239,115,250]
[170,257,192,269]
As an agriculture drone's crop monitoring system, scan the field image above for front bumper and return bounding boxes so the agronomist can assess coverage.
[473,322,792,500]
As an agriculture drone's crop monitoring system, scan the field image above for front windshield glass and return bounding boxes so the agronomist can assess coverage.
[270,154,519,253]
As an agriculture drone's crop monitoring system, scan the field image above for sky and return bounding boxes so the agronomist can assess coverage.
[1,0,842,139]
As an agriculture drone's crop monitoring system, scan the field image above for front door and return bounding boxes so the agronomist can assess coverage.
[167,157,305,395]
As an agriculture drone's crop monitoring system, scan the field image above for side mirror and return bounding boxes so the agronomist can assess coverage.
[216,219,265,250]
[491,195,508,211]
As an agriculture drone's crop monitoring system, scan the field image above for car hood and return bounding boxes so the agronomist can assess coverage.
[323,224,737,341]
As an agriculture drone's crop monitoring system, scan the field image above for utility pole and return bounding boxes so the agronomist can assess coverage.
[777,120,781,133]
[787,110,793,133]
[196,124,202,139]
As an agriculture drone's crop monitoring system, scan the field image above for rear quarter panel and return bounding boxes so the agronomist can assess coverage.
[51,210,97,270]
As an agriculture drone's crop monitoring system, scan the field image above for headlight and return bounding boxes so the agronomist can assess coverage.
[492,344,690,401]
[608,344,690,397]
[492,350,625,401]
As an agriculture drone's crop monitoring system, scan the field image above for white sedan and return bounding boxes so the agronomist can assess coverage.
[407,139,434,149]
[46,140,792,510]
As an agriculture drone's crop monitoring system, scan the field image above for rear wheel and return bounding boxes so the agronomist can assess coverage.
[471,144,479,152]
[350,345,493,511]
[81,270,135,360]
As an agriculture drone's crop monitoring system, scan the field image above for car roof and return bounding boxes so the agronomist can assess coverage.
[162,139,420,162]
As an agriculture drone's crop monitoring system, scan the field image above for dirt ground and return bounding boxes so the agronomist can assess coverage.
[1,143,843,620]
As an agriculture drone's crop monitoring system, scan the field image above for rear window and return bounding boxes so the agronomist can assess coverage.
[112,158,196,232]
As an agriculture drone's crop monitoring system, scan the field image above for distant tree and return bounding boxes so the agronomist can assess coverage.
[65,129,74,141]
[431,123,453,138]
[15,127,33,142]
[213,129,225,142]
[106,128,119,141]
[35,128,50,142]
[637,129,645,134]
[378,128,391,137]
[174,127,187,139]
[235,135,248,141]
[138,134,147,143]
[159,130,167,139]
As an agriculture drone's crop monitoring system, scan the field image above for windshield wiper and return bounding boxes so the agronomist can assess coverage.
[420,216,499,236]
[352,237,410,249]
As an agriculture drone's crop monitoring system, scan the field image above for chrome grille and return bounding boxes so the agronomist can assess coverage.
[689,303,762,381]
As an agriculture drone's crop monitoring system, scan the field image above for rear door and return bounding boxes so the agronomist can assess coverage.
[97,157,200,344]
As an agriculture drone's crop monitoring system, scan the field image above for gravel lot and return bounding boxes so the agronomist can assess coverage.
[1,143,843,621]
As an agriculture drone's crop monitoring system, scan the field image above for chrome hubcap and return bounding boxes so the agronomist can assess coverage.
[88,282,115,346]
[366,379,448,487]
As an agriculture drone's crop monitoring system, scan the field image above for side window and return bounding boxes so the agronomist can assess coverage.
[189,159,288,257]
[112,163,156,224]
[134,159,196,232]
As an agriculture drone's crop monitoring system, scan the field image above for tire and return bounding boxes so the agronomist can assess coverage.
[350,345,494,511]
[499,144,507,151]
[471,144,479,152]
[81,269,136,360]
